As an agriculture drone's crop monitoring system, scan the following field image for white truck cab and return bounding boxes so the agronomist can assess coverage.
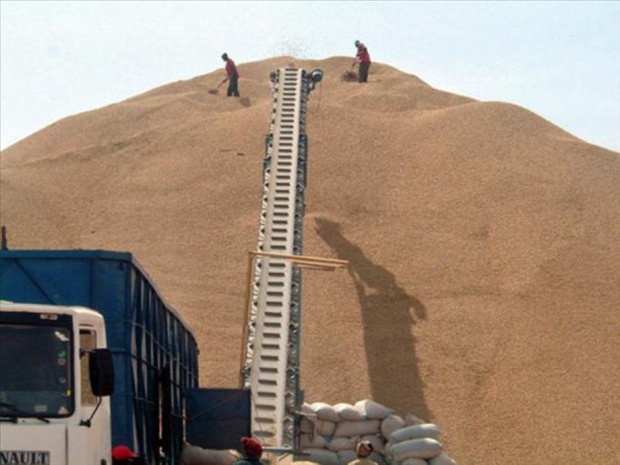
[0,300,114,465]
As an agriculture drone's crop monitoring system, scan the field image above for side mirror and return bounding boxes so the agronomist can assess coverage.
[89,349,115,397]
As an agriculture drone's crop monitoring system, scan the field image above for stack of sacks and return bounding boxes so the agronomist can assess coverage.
[301,399,390,465]
[300,400,457,465]
[384,415,457,465]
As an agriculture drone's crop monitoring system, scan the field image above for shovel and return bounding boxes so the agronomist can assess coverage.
[208,80,226,95]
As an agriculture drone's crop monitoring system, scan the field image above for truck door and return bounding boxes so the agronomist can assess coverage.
[66,327,112,465]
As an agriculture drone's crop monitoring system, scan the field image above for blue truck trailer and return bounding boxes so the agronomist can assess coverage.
[0,249,200,465]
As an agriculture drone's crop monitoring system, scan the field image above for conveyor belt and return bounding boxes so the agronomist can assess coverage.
[242,68,315,449]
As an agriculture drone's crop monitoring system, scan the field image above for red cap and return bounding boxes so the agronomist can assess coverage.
[241,437,263,458]
[112,445,137,460]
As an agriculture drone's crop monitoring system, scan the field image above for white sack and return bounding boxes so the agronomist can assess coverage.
[306,448,340,465]
[301,433,329,449]
[334,403,365,421]
[311,402,340,423]
[391,438,443,461]
[403,413,424,426]
[368,452,388,465]
[380,415,405,439]
[400,459,427,465]
[328,437,356,452]
[383,442,393,461]
[180,444,242,465]
[336,451,357,465]
[354,400,394,420]
[316,419,337,437]
[389,424,441,443]
[334,420,381,437]
[428,452,458,465]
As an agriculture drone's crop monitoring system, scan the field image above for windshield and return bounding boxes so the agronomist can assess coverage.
[0,322,74,418]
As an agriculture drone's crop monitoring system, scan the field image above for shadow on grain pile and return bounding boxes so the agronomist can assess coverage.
[315,217,432,420]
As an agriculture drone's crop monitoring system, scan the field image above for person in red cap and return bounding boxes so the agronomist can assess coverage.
[232,437,264,465]
[112,445,148,465]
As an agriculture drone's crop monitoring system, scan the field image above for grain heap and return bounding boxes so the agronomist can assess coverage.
[1,56,619,465]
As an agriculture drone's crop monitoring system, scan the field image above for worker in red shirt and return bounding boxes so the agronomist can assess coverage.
[219,53,240,97]
[352,40,371,83]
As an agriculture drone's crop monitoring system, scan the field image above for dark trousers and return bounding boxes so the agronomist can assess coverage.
[227,75,240,97]
[359,62,370,83]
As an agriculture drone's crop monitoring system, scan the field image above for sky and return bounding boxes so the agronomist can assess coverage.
[1,1,619,152]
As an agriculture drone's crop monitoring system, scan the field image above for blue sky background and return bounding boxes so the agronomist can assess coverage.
[1,1,619,151]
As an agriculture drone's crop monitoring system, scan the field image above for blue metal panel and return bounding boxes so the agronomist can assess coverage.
[0,249,200,465]
[185,388,251,450]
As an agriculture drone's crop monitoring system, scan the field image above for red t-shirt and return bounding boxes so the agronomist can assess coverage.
[356,44,371,63]
[225,59,239,78]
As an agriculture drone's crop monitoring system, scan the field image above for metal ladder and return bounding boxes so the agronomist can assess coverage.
[242,68,315,450]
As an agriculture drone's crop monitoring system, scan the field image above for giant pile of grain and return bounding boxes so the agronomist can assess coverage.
[1,56,618,465]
